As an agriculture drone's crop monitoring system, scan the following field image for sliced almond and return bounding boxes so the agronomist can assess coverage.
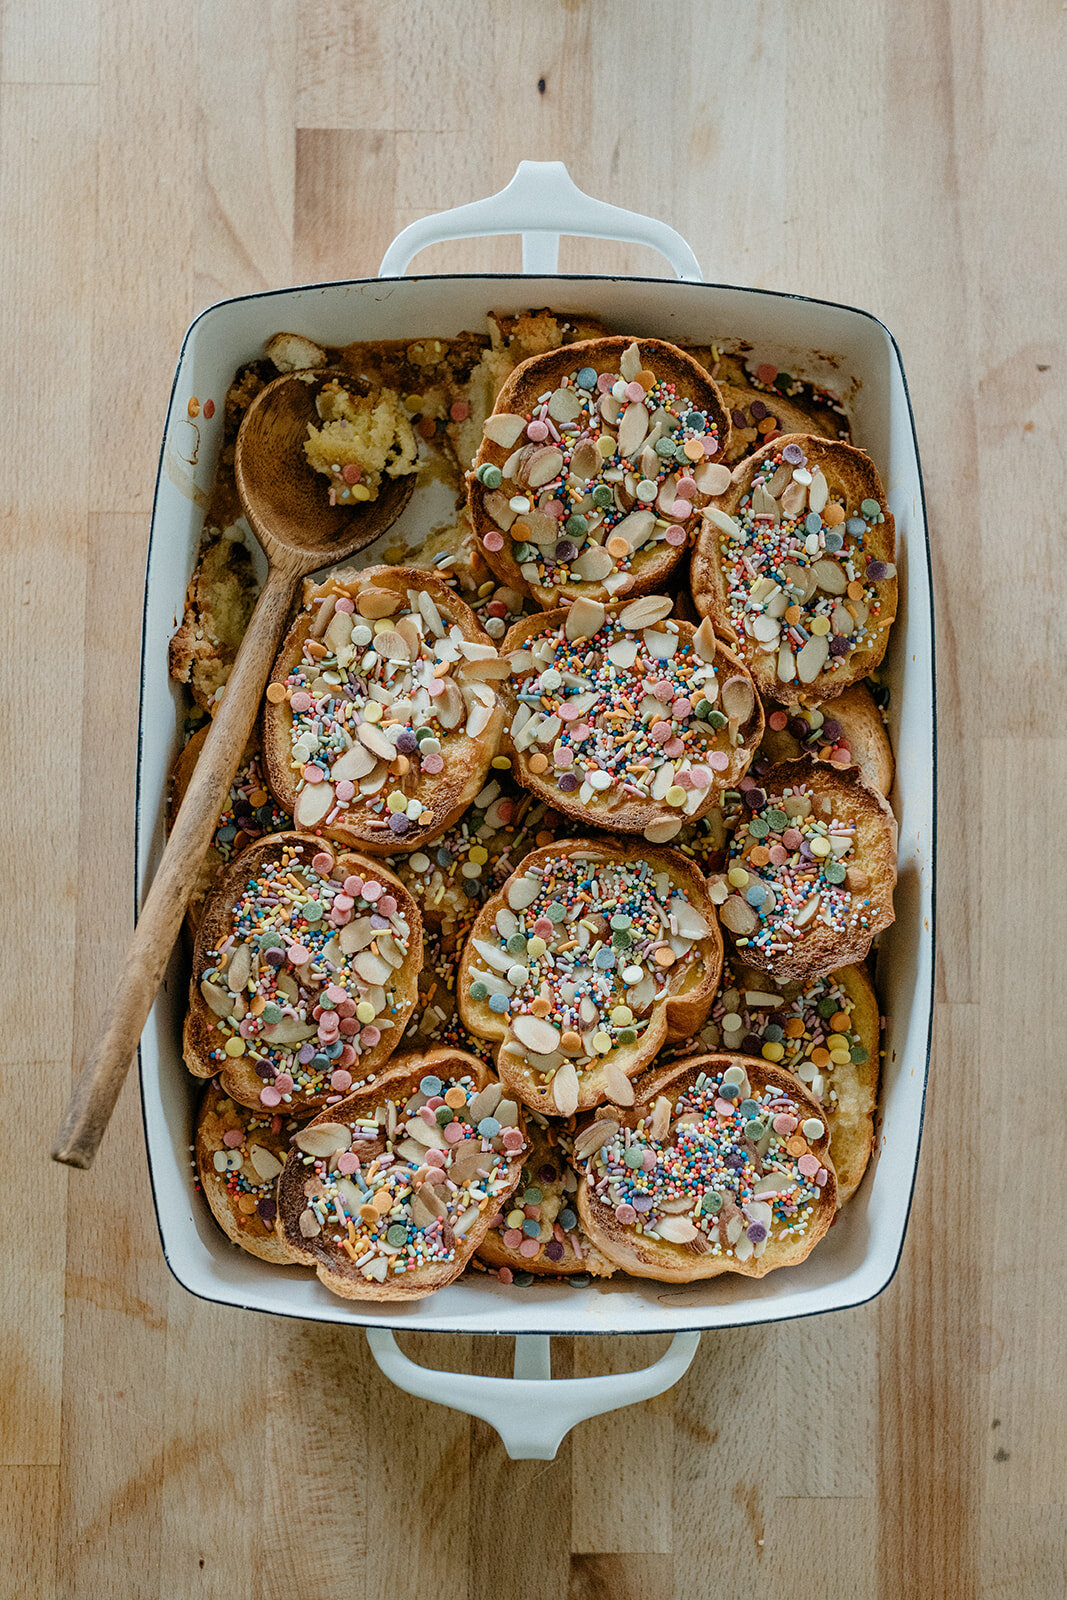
[618,593,673,629]
[572,545,614,582]
[294,781,334,827]
[469,1082,503,1124]
[552,1061,580,1117]
[780,479,807,518]
[200,979,235,1018]
[247,1145,283,1183]
[695,461,731,496]
[692,616,718,663]
[812,559,847,595]
[331,744,378,782]
[777,640,796,683]
[603,1063,635,1105]
[358,722,397,761]
[796,633,830,683]
[354,951,391,986]
[644,818,682,843]
[526,446,564,488]
[612,508,657,552]
[656,1215,699,1244]
[573,1118,620,1160]
[372,628,410,663]
[261,1018,317,1045]
[295,1122,352,1158]
[720,675,755,723]
[483,413,527,448]
[807,467,828,513]
[719,895,759,936]
[617,401,650,459]
[512,1013,562,1055]
[565,597,606,641]
[620,342,642,381]
[324,610,354,654]
[340,917,376,955]
[298,1207,321,1238]
[355,586,398,621]
[650,1094,673,1142]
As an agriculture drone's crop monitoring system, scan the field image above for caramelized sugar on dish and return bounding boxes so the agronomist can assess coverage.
[459,842,722,1115]
[578,1057,835,1277]
[276,1053,526,1299]
[186,836,420,1113]
[505,597,761,842]
[303,379,418,504]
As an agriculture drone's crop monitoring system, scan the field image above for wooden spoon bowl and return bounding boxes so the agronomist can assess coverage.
[234,365,416,562]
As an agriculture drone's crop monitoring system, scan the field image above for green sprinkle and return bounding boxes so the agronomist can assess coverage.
[478,463,503,489]
[506,933,528,955]
[701,1191,723,1214]
[850,1044,870,1064]
[824,860,846,884]
[707,709,728,729]
[765,808,788,830]
[591,484,613,507]
[817,998,837,1019]
[861,498,881,519]
[547,901,567,923]
[302,900,323,922]
[386,1224,408,1247]
[435,1107,454,1126]
[748,817,770,839]
[565,514,589,538]
[470,981,489,1001]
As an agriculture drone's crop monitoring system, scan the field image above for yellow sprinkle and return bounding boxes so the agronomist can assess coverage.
[468,845,489,865]
[491,755,512,770]
[527,936,547,959]
[728,866,750,889]
[826,1033,849,1050]
[810,615,831,636]
[665,786,687,807]
[364,702,383,723]
[597,435,616,458]
[830,1049,852,1065]
[356,1001,376,1024]
[386,790,407,813]
[809,836,831,858]
[761,1041,785,1062]
[592,1031,612,1054]
[224,1037,245,1057]
[610,1005,633,1026]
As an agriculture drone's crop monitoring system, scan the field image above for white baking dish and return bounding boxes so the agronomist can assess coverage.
[137,164,935,1457]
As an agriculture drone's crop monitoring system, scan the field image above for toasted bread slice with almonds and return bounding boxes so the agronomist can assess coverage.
[576,1053,837,1281]
[664,954,880,1204]
[275,1049,527,1301]
[168,725,292,933]
[467,337,731,609]
[710,756,896,983]
[194,1083,311,1264]
[691,435,897,705]
[476,1112,616,1279]
[502,594,763,842]
[759,681,894,796]
[261,565,506,856]
[458,839,723,1117]
[184,833,422,1114]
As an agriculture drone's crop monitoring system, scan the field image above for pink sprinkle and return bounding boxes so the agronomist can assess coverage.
[676,770,694,790]
[526,419,549,441]
[360,1026,381,1047]
[532,917,554,939]
[484,532,504,552]
[335,779,355,802]
[331,1070,353,1093]
[669,501,692,521]
[426,1148,447,1167]
[343,875,364,896]
[427,677,444,697]
[339,1045,357,1067]
[290,691,311,713]
[337,1150,359,1172]
[596,372,615,393]
[664,525,688,547]
[259,1086,282,1107]
[288,944,310,966]
[756,363,778,385]
[238,1018,256,1038]
[553,747,574,767]
[558,703,582,722]
[624,380,645,402]
[675,475,698,500]
[339,1018,359,1036]
[571,721,591,740]
[815,1167,829,1186]
[664,737,685,758]
[503,1228,523,1248]
[653,679,673,702]
[303,764,324,783]
[673,697,692,719]
[715,1097,734,1115]
[708,750,730,771]
[543,499,566,520]
[222,1129,243,1148]
[419,1105,437,1126]
[450,400,470,421]
[650,722,671,745]
[333,894,354,913]
[740,776,757,792]
[702,435,720,457]
[312,851,335,874]
[377,894,398,916]
[273,1073,294,1094]
[769,844,789,866]
[798,1153,821,1178]
[783,828,803,849]
[615,1203,637,1225]
[768,710,789,731]
[519,1237,541,1258]
[362,881,382,901]
[334,596,354,614]
[691,765,712,789]
[502,1129,524,1152]
[641,1150,656,1171]
[498,1267,514,1284]
[443,1122,465,1144]
[425,1096,444,1109]
[422,753,444,774]
[326,984,347,1004]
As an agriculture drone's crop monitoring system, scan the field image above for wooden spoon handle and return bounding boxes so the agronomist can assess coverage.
[53,560,302,1169]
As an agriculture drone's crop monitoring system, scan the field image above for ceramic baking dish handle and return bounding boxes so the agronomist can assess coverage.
[378,160,702,280]
[365,1327,700,1459]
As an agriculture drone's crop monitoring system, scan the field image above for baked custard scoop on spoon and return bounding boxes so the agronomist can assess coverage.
[53,367,415,1169]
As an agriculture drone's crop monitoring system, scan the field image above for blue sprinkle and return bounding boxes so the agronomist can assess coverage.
[805,511,822,535]
[477,1116,501,1137]
[420,1075,443,1096]
[522,1220,541,1238]
[594,949,616,969]
[575,366,597,389]
[560,1208,577,1230]
[846,516,866,537]
[824,529,844,552]
[488,993,509,1014]
[745,885,765,907]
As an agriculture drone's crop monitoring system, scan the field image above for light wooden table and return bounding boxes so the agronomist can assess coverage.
[2,2,1063,1596]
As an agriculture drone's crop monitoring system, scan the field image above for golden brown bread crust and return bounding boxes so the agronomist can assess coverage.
[500,597,763,842]
[275,1049,527,1301]
[576,1052,837,1281]
[759,681,894,797]
[474,1114,616,1279]
[666,954,880,1204]
[467,337,731,609]
[713,756,896,984]
[194,1084,309,1265]
[690,434,897,706]
[457,839,723,1116]
[184,832,422,1113]
[260,565,506,856]
[168,724,292,934]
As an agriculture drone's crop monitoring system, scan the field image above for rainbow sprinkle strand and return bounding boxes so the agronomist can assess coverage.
[201,843,412,1108]
[292,1074,525,1284]
[585,1064,828,1264]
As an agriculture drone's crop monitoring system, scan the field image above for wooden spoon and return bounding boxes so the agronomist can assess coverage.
[52,367,415,1168]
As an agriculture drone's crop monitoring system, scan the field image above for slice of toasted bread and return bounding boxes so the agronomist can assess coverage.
[691,435,897,705]
[576,1053,837,1281]
[759,681,894,796]
[260,565,506,856]
[194,1083,311,1265]
[168,531,259,712]
[714,379,841,464]
[458,839,723,1116]
[501,596,762,842]
[168,724,292,933]
[275,1048,527,1301]
[475,1112,616,1279]
[664,954,880,1204]
[392,774,575,936]
[710,756,896,983]
[184,833,422,1114]
[467,337,731,609]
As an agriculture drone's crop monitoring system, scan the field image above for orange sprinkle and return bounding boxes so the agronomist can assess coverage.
[847,580,865,601]
[606,536,629,558]
[683,438,705,461]
[187,396,200,418]
[823,503,846,526]
[811,1047,831,1068]
[786,1135,808,1157]
[635,368,657,389]
[830,1010,851,1032]
[528,752,549,774]
[531,997,551,1019]
[391,755,410,777]
[417,415,437,439]
[512,520,531,540]
[784,605,802,626]
[654,947,675,967]
[265,682,288,704]
[749,845,771,868]
[359,1204,378,1225]
[444,1085,466,1109]
[757,416,777,434]
[785,1018,806,1039]
[305,639,328,660]
[560,1031,583,1054]
[373,1189,393,1214]
[433,662,452,679]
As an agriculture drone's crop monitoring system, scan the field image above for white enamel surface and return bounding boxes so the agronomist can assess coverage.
[139,271,933,1337]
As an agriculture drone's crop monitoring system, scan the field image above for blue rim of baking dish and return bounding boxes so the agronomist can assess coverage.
[135,272,936,1336]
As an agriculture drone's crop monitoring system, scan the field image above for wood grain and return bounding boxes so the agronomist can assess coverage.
[1,0,1062,1594]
